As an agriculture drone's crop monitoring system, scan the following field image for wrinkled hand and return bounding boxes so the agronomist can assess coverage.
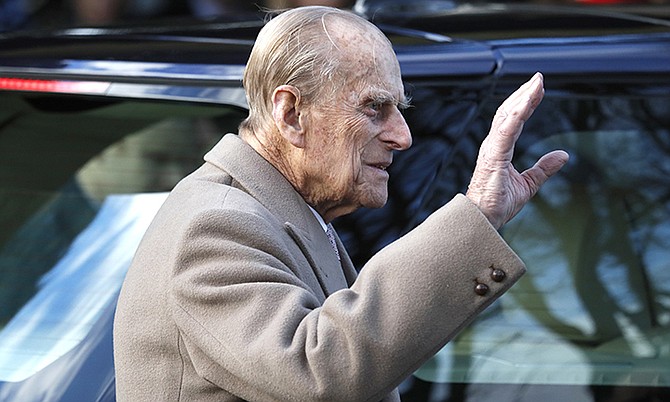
[466,72,569,229]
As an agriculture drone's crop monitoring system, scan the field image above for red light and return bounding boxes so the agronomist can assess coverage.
[0,78,110,94]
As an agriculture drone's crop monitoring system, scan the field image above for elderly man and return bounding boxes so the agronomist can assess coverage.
[113,6,568,402]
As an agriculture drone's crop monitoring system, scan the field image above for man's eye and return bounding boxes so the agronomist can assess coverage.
[368,102,383,112]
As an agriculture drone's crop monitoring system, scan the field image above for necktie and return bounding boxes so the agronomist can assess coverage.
[325,225,340,261]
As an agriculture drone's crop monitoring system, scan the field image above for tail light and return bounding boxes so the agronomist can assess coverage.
[0,78,110,94]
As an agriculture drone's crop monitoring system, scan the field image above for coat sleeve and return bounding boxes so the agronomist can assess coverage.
[169,193,525,402]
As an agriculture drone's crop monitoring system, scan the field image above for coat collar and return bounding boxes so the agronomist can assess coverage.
[204,134,309,231]
[203,134,358,295]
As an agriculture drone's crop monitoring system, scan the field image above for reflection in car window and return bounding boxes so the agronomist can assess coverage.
[0,193,166,382]
[0,97,244,382]
[405,94,670,400]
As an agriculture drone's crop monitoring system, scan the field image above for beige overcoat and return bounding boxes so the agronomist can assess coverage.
[113,133,526,401]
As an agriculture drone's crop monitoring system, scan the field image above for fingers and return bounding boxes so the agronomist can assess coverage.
[467,73,568,229]
[521,150,570,196]
[487,72,545,162]
[496,72,544,124]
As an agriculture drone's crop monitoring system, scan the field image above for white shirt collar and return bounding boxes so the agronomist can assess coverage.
[308,205,328,233]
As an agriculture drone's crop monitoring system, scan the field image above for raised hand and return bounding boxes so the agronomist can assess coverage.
[466,72,569,229]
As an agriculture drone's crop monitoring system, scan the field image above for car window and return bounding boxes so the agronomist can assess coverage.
[0,93,245,382]
[396,92,670,400]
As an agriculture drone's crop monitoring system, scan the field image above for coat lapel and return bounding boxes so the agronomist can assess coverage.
[285,222,348,297]
[331,228,358,287]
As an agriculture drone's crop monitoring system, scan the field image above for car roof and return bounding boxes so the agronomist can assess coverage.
[354,0,670,22]
[0,4,668,102]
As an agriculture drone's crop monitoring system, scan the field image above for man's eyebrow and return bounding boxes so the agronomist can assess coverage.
[366,91,412,109]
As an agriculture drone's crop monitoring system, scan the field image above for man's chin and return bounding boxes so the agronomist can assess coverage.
[361,193,388,210]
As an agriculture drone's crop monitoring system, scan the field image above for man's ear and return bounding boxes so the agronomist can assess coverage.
[272,85,305,148]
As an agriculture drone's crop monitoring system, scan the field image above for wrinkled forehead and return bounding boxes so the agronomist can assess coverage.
[326,16,404,99]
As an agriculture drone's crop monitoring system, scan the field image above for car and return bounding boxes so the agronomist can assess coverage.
[0,1,669,401]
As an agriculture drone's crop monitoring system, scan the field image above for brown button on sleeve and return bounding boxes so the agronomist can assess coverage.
[490,267,506,282]
[474,282,489,296]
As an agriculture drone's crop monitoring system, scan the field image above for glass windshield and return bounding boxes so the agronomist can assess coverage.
[407,93,670,399]
[0,93,244,382]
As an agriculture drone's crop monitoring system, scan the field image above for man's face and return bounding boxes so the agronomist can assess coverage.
[300,33,412,220]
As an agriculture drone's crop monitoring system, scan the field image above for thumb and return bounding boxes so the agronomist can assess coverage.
[521,150,569,195]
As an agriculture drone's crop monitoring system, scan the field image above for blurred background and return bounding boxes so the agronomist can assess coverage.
[0,0,356,32]
[3,0,669,34]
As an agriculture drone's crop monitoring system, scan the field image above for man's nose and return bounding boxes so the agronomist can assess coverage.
[383,108,412,151]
